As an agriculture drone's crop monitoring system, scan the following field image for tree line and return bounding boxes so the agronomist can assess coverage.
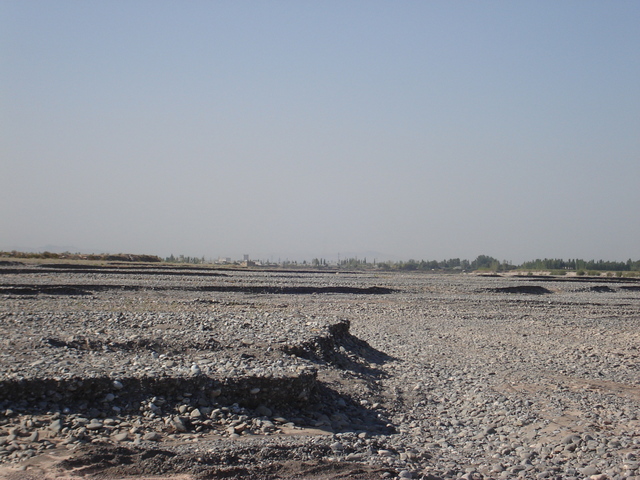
[160,253,640,272]
[370,255,512,272]
[519,258,640,272]
[301,255,640,273]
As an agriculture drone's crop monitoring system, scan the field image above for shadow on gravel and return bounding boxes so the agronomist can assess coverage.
[307,382,395,435]
[488,285,553,295]
[0,372,318,413]
[0,284,395,296]
[0,371,392,437]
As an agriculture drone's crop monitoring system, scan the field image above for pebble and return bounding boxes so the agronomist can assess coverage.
[49,419,63,434]
[86,420,103,430]
[113,432,129,442]
[143,432,161,441]
[378,449,395,457]
[170,417,188,432]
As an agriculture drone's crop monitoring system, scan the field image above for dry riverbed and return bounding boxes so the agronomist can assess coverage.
[0,262,639,480]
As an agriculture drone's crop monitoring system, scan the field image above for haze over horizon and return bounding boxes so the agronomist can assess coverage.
[2,2,639,264]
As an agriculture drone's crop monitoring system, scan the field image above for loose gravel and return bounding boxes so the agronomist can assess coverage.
[0,263,639,480]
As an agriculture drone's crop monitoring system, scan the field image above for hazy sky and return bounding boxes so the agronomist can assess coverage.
[2,1,639,263]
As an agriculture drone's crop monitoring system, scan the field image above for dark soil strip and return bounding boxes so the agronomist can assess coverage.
[514,275,640,284]
[0,285,93,295]
[0,284,395,296]
[57,445,394,479]
[43,336,220,354]
[620,285,640,291]
[0,267,228,277]
[489,285,553,295]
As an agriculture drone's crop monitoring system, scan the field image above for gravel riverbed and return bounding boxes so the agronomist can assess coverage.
[0,263,639,480]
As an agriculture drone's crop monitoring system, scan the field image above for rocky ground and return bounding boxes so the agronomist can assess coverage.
[0,262,639,480]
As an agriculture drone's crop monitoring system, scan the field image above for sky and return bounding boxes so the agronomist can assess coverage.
[1,1,639,263]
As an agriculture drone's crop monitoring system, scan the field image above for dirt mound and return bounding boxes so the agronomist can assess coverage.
[589,285,615,292]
